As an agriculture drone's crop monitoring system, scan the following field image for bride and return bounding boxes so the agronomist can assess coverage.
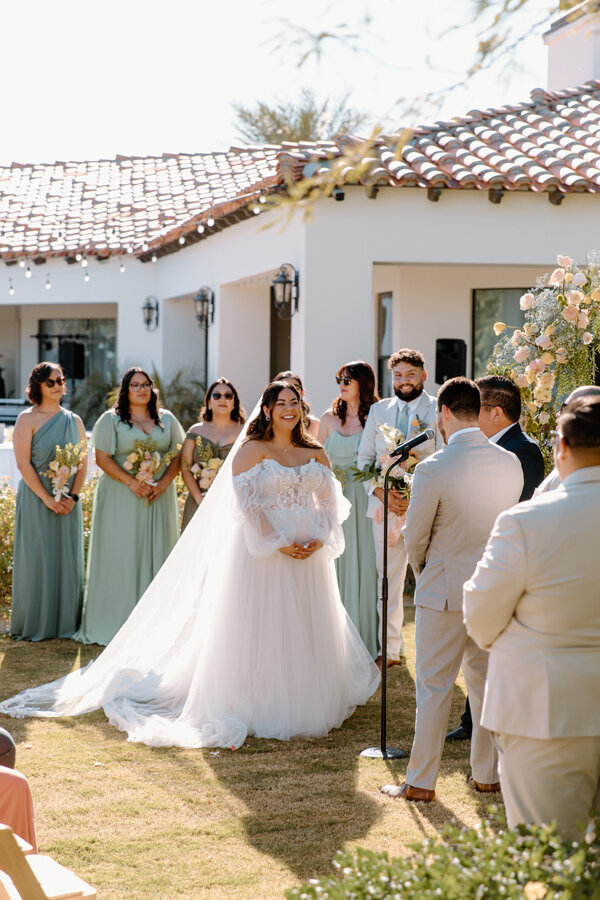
[0,381,380,748]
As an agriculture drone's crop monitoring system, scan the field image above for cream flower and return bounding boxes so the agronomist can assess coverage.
[582,331,594,344]
[538,411,550,425]
[578,311,589,329]
[556,254,573,268]
[537,371,555,388]
[523,323,536,336]
[513,346,530,363]
[564,272,573,283]
[493,321,507,335]
[549,268,565,284]
[568,290,583,305]
[562,304,579,324]
[524,881,548,900]
[127,452,138,463]
[519,292,535,310]
[513,373,528,387]
[545,325,556,335]
[541,352,554,365]
[534,385,552,404]
[208,458,222,471]
[555,347,568,364]
[511,329,524,345]
[572,272,587,286]
[526,401,538,414]
[49,460,59,472]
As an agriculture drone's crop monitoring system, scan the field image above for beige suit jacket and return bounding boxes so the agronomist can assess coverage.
[464,466,600,739]
[402,429,523,612]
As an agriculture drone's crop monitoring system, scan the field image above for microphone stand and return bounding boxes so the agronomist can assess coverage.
[361,452,409,760]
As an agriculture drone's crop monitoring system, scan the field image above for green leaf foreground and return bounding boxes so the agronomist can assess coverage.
[286,812,600,899]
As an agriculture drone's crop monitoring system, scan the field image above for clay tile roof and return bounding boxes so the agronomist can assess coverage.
[4,81,600,262]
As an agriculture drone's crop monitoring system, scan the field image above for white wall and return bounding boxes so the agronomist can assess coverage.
[544,12,600,90]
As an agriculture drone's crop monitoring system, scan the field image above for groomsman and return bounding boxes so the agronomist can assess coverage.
[356,349,440,667]
[382,377,523,802]
[464,395,600,839]
[446,374,545,743]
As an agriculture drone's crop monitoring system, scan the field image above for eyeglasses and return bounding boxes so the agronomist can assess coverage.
[45,376,65,388]
[212,391,233,400]
[550,429,562,447]
[336,376,353,386]
[130,382,152,391]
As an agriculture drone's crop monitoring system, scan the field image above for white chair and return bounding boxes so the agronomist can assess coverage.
[0,825,96,899]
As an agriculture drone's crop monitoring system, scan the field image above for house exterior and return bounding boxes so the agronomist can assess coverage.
[1,3,600,417]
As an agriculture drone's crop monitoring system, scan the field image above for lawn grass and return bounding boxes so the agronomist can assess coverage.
[0,606,495,899]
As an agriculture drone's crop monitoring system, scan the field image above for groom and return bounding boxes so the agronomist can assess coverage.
[356,349,440,666]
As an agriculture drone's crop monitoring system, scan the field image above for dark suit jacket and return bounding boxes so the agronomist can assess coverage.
[496,423,545,501]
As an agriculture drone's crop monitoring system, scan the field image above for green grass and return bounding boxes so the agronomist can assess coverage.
[0,607,492,899]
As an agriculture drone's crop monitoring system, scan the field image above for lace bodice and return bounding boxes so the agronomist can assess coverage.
[233,458,350,558]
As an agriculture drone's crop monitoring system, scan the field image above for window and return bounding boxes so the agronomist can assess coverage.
[471,289,526,379]
[377,292,393,397]
[37,318,117,387]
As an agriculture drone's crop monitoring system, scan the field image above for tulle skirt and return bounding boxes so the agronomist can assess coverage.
[0,527,379,749]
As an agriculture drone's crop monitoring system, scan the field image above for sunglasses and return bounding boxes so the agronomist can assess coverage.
[45,376,65,388]
[212,391,234,400]
[130,382,152,391]
[336,376,353,386]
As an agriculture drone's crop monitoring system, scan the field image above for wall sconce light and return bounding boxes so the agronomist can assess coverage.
[271,264,299,320]
[194,286,215,330]
[142,295,159,331]
[332,186,345,201]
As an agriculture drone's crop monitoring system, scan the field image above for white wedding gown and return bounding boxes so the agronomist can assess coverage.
[0,457,380,748]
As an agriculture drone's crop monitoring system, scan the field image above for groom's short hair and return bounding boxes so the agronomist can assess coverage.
[388,348,425,370]
[560,395,600,450]
[476,375,521,423]
[437,377,481,420]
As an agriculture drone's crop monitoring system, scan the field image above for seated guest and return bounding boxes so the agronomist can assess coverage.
[0,730,37,850]
[447,373,545,742]
[464,395,600,840]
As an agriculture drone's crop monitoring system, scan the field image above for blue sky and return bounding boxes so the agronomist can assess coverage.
[1,0,557,164]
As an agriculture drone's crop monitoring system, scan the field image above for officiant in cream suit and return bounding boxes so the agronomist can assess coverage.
[382,377,523,802]
[464,394,600,839]
[356,349,440,665]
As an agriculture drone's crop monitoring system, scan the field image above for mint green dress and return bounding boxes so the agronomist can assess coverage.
[11,408,84,641]
[74,409,184,646]
[324,430,378,658]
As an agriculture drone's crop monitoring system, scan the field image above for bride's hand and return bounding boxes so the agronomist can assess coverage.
[279,540,323,560]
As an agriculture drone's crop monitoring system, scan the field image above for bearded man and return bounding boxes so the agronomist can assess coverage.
[356,349,441,667]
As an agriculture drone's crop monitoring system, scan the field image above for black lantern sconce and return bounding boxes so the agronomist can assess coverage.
[194,286,215,330]
[271,264,299,320]
[142,296,159,331]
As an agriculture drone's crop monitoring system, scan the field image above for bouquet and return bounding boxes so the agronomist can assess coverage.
[352,423,421,496]
[183,437,224,493]
[40,441,87,502]
[122,438,181,503]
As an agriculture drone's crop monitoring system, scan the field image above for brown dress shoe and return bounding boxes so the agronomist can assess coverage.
[381,782,436,802]
[375,656,405,670]
[468,777,501,793]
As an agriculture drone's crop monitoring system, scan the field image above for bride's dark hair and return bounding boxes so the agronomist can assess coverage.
[245,381,321,448]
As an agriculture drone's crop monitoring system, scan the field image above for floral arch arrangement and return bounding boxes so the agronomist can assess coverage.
[489,254,600,471]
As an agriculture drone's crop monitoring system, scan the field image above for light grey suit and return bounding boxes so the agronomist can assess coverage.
[356,391,440,658]
[402,429,523,790]
[464,466,600,838]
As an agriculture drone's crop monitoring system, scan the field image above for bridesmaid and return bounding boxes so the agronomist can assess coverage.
[318,361,379,657]
[274,371,320,439]
[180,378,245,532]
[75,367,184,645]
[11,362,87,641]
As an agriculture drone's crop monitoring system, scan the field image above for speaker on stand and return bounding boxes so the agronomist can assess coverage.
[435,338,467,383]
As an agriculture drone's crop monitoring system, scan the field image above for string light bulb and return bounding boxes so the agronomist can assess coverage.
[207,215,214,227]
[45,274,51,290]
[253,205,260,215]
[178,235,186,245]
[151,253,157,263]
[18,259,25,269]
[25,264,32,278]
[83,271,90,283]
[75,252,82,262]
[197,223,205,234]
[119,260,126,274]
[142,242,149,252]
[8,279,14,296]
[81,255,88,268]
[127,245,134,254]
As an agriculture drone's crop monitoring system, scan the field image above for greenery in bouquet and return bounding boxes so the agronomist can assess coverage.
[182,436,224,493]
[489,253,600,471]
[352,423,421,495]
[39,441,88,501]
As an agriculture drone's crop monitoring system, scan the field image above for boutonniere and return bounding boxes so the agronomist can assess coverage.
[411,415,428,432]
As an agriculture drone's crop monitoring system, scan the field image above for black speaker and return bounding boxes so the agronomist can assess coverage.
[435,338,467,384]
[59,341,85,380]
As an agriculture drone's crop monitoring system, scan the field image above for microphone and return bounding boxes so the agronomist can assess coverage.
[389,429,435,459]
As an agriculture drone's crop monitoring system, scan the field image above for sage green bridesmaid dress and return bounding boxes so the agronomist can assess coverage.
[324,430,378,657]
[180,434,235,532]
[11,408,84,641]
[74,408,184,646]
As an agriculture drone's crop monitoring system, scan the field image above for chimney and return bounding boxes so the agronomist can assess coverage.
[544,1,600,90]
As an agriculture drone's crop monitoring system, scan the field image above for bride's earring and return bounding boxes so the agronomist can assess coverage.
[265,413,270,422]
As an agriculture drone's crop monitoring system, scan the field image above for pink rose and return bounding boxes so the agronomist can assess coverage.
[123,461,133,471]
[556,254,573,268]
[549,268,566,285]
[578,312,589,329]
[513,346,530,363]
[535,334,553,350]
[513,373,528,387]
[562,304,579,323]
[519,292,535,310]
[511,329,524,345]
[529,358,546,374]
[582,332,594,344]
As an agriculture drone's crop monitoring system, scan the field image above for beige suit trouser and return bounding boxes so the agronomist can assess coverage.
[372,518,407,659]
[406,606,497,791]
[495,732,600,841]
